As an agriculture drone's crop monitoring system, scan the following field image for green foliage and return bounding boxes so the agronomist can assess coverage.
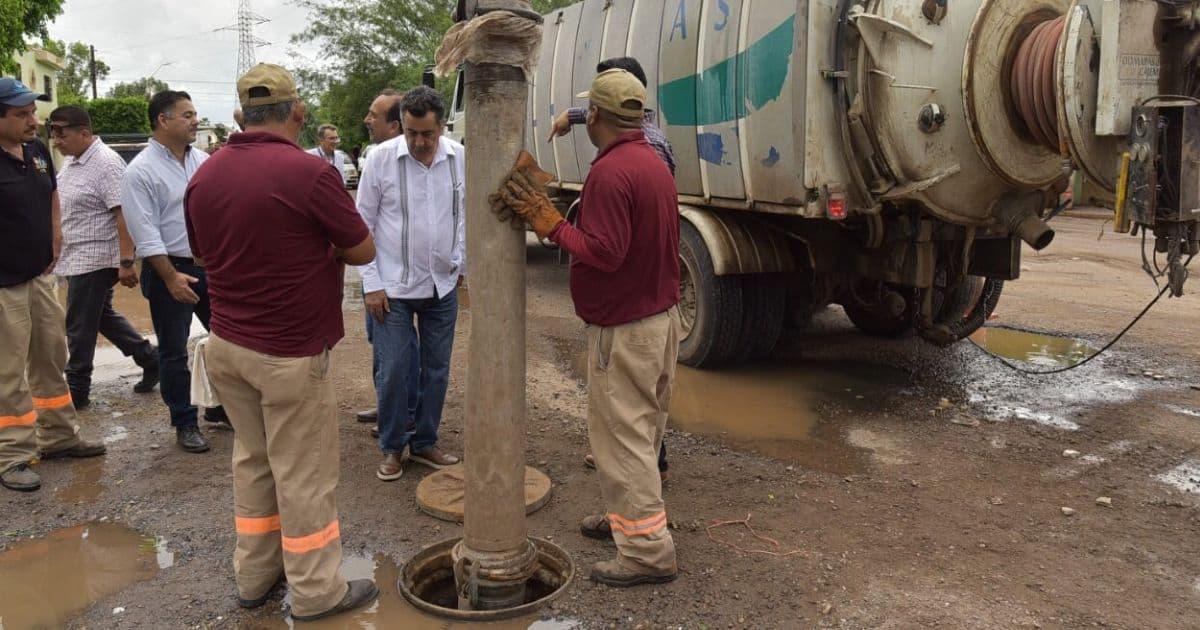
[107,77,169,99]
[0,0,65,74]
[41,39,110,101]
[86,97,150,134]
[213,123,229,143]
[290,0,576,151]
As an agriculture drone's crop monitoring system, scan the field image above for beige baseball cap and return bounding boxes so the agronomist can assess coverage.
[576,69,646,119]
[237,63,299,107]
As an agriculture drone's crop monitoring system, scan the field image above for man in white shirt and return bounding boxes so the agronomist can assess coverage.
[357,86,464,481]
[307,124,350,187]
[354,89,410,430]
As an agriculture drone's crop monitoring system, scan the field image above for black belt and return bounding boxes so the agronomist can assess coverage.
[168,256,195,265]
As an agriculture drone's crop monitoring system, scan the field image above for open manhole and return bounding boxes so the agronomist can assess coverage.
[399,537,574,622]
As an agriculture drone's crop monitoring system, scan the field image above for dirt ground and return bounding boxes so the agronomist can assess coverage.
[2,215,1199,629]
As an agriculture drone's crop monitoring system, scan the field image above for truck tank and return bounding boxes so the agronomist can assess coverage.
[447,0,1200,368]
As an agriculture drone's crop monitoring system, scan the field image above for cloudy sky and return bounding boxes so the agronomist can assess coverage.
[48,0,323,126]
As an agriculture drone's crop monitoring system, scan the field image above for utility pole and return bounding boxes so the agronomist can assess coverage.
[89,45,97,99]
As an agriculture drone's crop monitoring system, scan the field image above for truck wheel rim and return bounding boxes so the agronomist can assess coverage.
[679,255,697,339]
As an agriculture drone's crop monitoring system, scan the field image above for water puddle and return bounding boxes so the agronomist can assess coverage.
[961,327,1147,431]
[54,458,107,504]
[0,523,172,629]
[1156,460,1200,495]
[552,336,909,473]
[245,553,577,630]
[968,327,1096,369]
[668,362,909,473]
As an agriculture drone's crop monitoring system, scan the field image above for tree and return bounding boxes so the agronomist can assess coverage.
[86,97,150,134]
[290,0,575,150]
[213,123,229,143]
[0,0,65,74]
[42,39,110,101]
[107,77,169,99]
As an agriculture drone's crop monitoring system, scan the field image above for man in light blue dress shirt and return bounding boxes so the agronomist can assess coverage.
[121,90,224,454]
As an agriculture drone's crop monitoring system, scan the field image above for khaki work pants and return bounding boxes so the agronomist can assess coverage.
[586,307,680,573]
[0,276,81,472]
[205,334,348,617]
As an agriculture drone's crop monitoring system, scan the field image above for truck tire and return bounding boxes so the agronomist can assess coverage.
[678,221,743,368]
[734,273,786,362]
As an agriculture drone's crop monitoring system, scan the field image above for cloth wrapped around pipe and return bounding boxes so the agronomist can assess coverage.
[434,10,543,79]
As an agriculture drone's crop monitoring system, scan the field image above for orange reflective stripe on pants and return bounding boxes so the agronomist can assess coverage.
[32,392,73,410]
[0,411,37,429]
[235,515,282,535]
[281,520,340,554]
[607,511,668,538]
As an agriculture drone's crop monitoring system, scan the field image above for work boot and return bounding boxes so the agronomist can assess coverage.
[291,579,378,622]
[409,446,459,470]
[590,559,677,588]
[237,572,286,609]
[133,353,159,394]
[580,514,614,542]
[377,453,404,481]
[70,389,90,411]
[0,464,40,492]
[40,439,107,460]
[356,408,378,423]
[176,426,210,453]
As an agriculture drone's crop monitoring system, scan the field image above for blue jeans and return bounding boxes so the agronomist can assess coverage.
[141,259,212,428]
[366,294,419,420]
[374,291,458,455]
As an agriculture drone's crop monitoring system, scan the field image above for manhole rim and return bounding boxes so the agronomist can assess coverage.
[397,536,575,622]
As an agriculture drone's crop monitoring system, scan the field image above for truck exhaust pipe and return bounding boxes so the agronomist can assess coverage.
[995,193,1056,251]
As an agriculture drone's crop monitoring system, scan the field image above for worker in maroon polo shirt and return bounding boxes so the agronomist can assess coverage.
[183,63,378,622]
[492,68,682,587]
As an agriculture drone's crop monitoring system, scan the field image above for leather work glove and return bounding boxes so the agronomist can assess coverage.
[488,151,561,238]
[498,169,564,240]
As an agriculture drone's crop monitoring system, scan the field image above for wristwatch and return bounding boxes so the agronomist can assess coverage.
[120,258,135,269]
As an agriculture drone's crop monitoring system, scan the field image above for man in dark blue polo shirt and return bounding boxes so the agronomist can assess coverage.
[0,78,106,493]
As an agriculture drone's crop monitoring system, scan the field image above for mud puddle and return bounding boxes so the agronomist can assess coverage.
[0,522,173,628]
[669,362,910,473]
[968,327,1096,369]
[961,327,1147,431]
[246,552,576,630]
[552,336,910,473]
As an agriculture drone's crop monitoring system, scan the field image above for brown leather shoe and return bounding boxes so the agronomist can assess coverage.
[39,440,107,460]
[376,454,404,481]
[590,559,677,588]
[409,446,459,470]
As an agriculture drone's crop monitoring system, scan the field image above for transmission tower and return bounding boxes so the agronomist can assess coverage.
[230,0,269,79]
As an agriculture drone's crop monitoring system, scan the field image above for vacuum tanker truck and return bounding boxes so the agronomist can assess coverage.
[447,0,1200,368]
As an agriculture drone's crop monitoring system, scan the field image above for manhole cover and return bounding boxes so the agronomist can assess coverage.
[415,465,552,523]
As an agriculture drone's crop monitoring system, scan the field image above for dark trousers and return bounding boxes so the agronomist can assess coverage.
[141,259,212,428]
[64,268,156,397]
